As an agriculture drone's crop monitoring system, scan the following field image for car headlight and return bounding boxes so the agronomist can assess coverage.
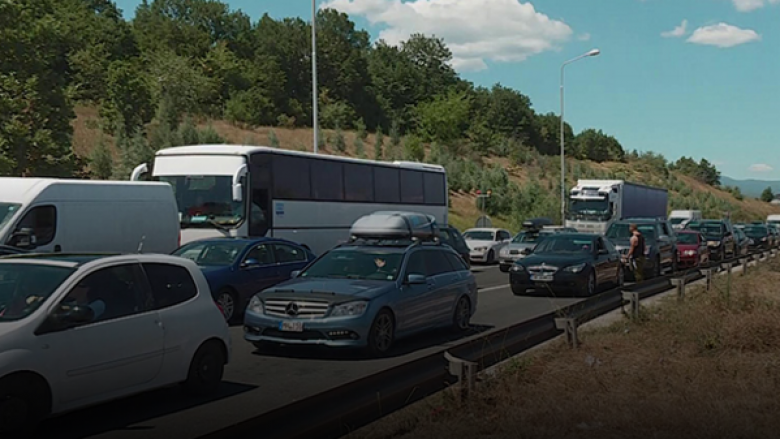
[510,264,525,272]
[330,301,368,317]
[247,295,264,314]
[708,241,721,247]
[684,250,696,256]
[474,246,487,252]
[761,237,768,241]
[564,263,586,273]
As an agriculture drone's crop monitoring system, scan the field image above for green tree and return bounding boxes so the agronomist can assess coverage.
[334,127,346,152]
[761,187,774,203]
[89,134,114,179]
[354,137,365,158]
[373,126,384,160]
[268,130,280,148]
[100,60,154,136]
[414,90,472,144]
[403,136,425,162]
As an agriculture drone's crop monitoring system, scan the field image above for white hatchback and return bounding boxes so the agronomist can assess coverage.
[0,253,231,436]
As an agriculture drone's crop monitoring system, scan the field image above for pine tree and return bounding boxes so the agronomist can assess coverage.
[374,126,384,160]
[89,134,114,180]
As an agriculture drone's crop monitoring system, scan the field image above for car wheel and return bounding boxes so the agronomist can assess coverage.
[367,310,395,357]
[487,250,495,264]
[452,296,471,332]
[182,340,225,396]
[0,376,48,437]
[499,264,509,273]
[655,256,662,278]
[581,270,596,296]
[216,289,238,323]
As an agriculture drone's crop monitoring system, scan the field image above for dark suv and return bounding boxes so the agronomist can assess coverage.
[605,218,677,279]
[685,220,735,261]
[438,226,471,268]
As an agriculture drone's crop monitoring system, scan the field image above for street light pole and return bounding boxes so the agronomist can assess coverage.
[560,48,600,224]
[312,0,319,154]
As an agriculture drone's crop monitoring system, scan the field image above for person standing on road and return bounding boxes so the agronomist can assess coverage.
[629,223,646,282]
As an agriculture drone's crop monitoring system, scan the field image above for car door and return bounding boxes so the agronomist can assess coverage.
[599,237,621,283]
[593,237,614,287]
[395,250,440,334]
[424,248,461,325]
[37,262,163,406]
[235,243,278,299]
[272,243,310,278]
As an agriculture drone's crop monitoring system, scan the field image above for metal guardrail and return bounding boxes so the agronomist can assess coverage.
[197,249,774,439]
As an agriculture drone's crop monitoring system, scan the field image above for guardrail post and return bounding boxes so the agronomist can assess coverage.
[740,257,749,275]
[622,290,641,320]
[444,352,477,402]
[771,249,777,258]
[554,318,579,349]
[704,268,715,291]
[671,278,685,301]
[721,262,733,300]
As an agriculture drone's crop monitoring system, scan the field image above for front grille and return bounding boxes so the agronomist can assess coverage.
[264,299,330,318]
[527,265,559,275]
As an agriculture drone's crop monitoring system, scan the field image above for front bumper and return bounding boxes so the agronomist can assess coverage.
[677,255,700,268]
[509,270,588,296]
[243,311,373,348]
[470,250,490,262]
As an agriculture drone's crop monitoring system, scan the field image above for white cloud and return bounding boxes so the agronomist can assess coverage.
[319,0,574,72]
[686,23,760,48]
[750,164,773,172]
[661,19,688,38]
[732,0,779,12]
[577,33,591,41]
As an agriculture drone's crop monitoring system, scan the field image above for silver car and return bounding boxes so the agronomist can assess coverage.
[499,227,577,272]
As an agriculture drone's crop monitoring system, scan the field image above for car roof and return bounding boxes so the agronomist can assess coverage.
[179,236,301,247]
[0,253,195,268]
[544,232,599,240]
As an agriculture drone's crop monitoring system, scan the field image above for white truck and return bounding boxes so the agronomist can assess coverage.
[668,210,703,230]
[767,214,780,227]
[565,179,668,235]
[0,178,180,254]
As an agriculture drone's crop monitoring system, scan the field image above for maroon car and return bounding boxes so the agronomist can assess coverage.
[676,230,709,269]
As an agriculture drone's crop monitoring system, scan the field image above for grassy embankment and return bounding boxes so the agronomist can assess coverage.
[72,106,779,232]
[343,256,780,438]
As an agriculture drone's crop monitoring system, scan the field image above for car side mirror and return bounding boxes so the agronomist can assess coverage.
[50,303,95,329]
[406,273,427,285]
[242,258,260,268]
[9,228,36,250]
[290,270,300,279]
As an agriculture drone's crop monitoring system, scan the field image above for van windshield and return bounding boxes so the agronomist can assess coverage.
[669,218,687,225]
[0,203,21,231]
[157,176,245,229]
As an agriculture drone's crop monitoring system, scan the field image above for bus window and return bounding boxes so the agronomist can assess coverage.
[375,167,400,203]
[344,163,374,202]
[400,170,424,204]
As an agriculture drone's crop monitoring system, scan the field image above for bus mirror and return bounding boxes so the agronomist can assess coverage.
[130,163,148,181]
[232,183,243,202]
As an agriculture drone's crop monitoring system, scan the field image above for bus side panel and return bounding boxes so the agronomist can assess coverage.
[269,199,447,255]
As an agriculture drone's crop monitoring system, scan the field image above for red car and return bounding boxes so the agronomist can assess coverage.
[676,230,709,268]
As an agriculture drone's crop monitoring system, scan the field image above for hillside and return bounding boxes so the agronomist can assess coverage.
[720,176,780,199]
[72,106,780,232]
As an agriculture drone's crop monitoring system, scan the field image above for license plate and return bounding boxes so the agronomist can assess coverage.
[531,274,554,282]
[279,321,304,332]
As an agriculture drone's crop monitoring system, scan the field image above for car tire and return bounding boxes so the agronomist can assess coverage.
[182,340,225,396]
[216,289,238,323]
[655,256,662,278]
[499,264,509,273]
[0,376,48,438]
[366,310,395,357]
[452,296,471,332]
[616,266,624,287]
[581,270,596,296]
[487,250,495,264]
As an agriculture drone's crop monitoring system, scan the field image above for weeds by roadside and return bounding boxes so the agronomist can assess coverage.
[347,258,780,439]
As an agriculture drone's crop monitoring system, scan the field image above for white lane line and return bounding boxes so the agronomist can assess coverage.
[478,284,510,293]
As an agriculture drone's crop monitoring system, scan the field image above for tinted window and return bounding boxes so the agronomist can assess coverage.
[405,251,428,277]
[374,167,400,203]
[312,159,344,201]
[426,250,453,275]
[273,244,308,263]
[249,188,271,236]
[15,205,57,246]
[273,155,311,200]
[424,173,446,206]
[245,243,274,265]
[677,233,699,244]
[173,240,246,266]
[344,163,374,202]
[445,252,468,271]
[143,263,198,309]
[400,170,424,204]
[63,264,150,323]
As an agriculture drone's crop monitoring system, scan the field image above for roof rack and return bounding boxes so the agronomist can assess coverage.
[347,211,440,245]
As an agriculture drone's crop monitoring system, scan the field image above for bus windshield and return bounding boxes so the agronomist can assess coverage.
[158,176,245,228]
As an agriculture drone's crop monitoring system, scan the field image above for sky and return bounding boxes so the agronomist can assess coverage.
[113,0,780,181]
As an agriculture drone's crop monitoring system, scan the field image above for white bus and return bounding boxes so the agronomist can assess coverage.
[131,145,448,255]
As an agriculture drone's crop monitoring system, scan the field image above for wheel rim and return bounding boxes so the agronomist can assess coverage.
[0,396,28,428]
[588,273,595,294]
[372,314,394,352]
[197,351,220,384]
[455,298,470,330]
[217,293,234,320]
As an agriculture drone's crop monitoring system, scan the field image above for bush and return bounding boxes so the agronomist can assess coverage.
[334,128,346,152]
[268,130,280,148]
[355,137,365,158]
[403,136,425,162]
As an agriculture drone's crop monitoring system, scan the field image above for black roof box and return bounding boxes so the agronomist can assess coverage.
[522,217,553,230]
[350,211,439,241]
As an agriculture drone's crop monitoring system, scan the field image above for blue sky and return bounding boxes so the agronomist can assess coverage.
[114,0,780,180]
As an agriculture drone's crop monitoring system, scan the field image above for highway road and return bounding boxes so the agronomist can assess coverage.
[42,265,583,439]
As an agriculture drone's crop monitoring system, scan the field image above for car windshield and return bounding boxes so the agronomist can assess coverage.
[512,231,552,243]
[605,223,657,241]
[299,248,404,281]
[0,264,76,322]
[172,241,247,266]
[463,231,494,241]
[743,225,768,237]
[669,218,687,225]
[533,236,595,254]
[688,223,723,237]
[677,233,699,244]
[158,175,245,229]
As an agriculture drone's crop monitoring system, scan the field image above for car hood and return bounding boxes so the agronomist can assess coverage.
[504,242,536,251]
[258,277,394,304]
[466,240,494,250]
[517,253,592,268]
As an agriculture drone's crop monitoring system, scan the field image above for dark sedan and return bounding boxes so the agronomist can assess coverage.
[173,237,317,322]
[509,233,623,297]
[742,223,772,250]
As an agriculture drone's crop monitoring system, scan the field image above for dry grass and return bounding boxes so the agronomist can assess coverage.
[346,258,780,439]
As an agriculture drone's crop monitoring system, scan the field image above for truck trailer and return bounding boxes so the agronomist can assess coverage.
[564,179,668,235]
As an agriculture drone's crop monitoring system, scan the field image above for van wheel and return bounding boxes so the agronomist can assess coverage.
[0,376,48,437]
[182,341,225,396]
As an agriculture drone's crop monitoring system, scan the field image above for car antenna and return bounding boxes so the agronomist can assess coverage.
[137,235,145,253]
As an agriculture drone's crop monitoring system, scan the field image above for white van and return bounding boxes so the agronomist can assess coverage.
[0,178,179,254]
[767,214,780,227]
[668,210,702,230]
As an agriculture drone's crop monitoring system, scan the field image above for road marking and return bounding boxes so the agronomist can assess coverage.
[478,284,510,293]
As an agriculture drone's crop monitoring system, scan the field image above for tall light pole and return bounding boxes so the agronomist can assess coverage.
[560,48,600,224]
[312,0,319,154]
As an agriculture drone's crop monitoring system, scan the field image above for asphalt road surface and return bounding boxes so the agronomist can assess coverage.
[41,265,582,439]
